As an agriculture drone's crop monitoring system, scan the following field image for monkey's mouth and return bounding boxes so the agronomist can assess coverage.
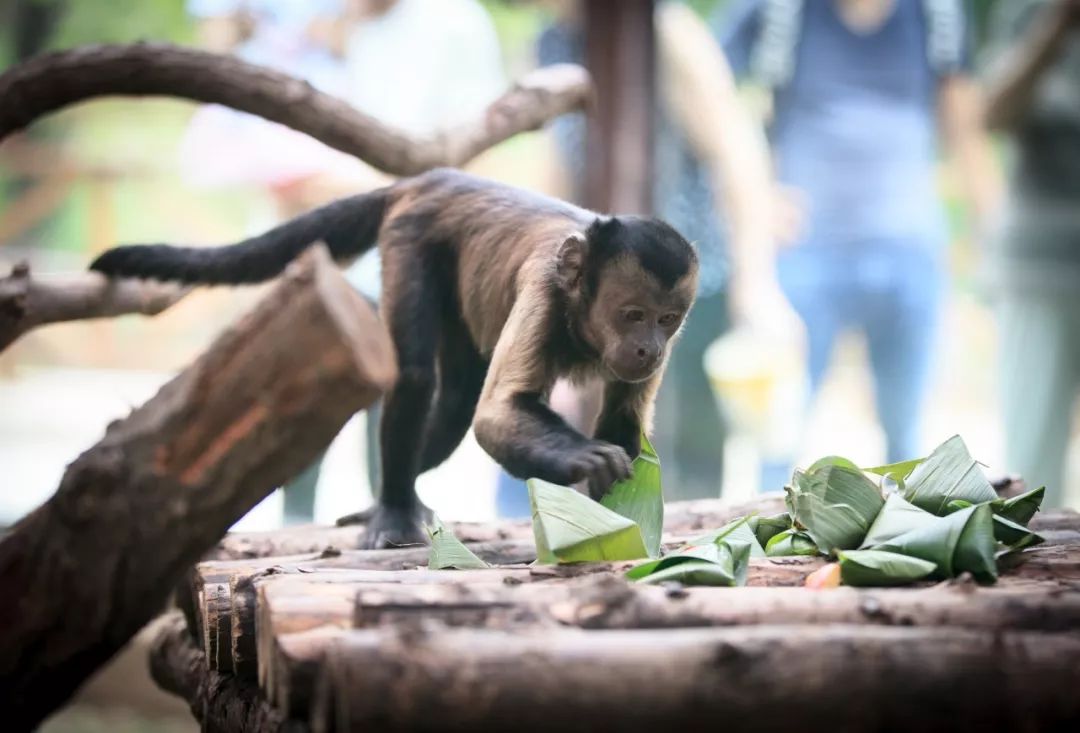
[607,362,659,384]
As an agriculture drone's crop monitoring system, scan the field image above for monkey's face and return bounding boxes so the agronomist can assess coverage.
[587,257,696,383]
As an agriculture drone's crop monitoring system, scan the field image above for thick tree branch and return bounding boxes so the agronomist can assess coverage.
[0,261,191,351]
[0,246,395,730]
[0,42,592,176]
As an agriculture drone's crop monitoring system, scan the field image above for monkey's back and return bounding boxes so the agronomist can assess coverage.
[382,169,594,356]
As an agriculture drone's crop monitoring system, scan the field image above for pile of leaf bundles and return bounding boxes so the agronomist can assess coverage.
[428,433,1045,589]
[772,436,1046,586]
[619,435,1044,587]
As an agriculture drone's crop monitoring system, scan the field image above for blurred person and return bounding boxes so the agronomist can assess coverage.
[182,0,372,525]
[335,0,506,302]
[491,0,786,517]
[317,0,507,520]
[984,0,1080,508]
[718,0,999,473]
[180,0,366,215]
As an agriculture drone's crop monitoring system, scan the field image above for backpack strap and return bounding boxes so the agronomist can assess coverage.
[923,0,966,74]
[750,0,803,90]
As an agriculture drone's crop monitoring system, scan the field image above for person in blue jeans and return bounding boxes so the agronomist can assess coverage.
[718,0,999,467]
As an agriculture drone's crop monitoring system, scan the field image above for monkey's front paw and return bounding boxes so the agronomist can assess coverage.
[565,441,632,500]
[356,506,428,550]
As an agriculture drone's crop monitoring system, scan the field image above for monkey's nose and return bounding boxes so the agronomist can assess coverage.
[636,346,659,368]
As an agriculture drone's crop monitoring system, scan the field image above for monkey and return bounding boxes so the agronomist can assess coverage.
[90,168,699,549]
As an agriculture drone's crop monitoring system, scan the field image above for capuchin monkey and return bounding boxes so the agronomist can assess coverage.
[91,169,698,548]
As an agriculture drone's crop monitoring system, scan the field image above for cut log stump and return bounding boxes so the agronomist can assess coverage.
[0,245,395,729]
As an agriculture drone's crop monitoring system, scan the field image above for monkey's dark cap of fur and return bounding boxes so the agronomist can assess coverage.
[586,216,697,290]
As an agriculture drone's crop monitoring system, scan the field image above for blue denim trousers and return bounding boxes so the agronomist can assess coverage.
[776,237,945,465]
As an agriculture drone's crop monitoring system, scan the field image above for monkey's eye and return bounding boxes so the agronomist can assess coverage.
[624,308,646,323]
[658,313,680,327]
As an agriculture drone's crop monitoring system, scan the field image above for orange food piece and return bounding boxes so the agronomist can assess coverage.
[804,562,841,589]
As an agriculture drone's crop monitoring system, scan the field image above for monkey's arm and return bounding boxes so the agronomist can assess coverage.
[473,283,631,492]
[593,374,661,458]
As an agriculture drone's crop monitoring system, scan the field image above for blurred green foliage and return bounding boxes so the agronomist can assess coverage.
[50,0,194,49]
[1,0,193,69]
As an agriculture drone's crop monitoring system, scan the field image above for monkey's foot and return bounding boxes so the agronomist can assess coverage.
[335,506,377,527]
[353,506,430,550]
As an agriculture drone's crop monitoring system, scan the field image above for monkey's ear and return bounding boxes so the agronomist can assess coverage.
[556,233,586,291]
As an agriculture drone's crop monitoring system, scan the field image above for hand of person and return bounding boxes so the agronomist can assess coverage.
[729,274,806,358]
[771,184,807,248]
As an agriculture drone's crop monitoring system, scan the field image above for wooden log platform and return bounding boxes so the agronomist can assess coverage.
[148,502,1080,733]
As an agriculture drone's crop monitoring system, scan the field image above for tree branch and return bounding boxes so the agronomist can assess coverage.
[0,246,395,730]
[0,261,191,351]
[0,42,593,176]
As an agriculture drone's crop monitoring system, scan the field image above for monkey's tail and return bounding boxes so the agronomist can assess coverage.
[89,188,389,284]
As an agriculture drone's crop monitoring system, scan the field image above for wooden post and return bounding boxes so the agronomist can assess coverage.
[582,0,656,214]
[0,245,395,730]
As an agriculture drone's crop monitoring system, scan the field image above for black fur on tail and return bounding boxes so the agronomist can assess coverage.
[90,188,389,284]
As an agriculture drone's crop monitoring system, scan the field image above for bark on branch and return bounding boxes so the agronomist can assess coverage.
[0,42,592,176]
[0,245,395,730]
[0,262,191,351]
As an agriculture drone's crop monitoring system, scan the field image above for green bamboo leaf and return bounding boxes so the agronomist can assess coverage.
[860,493,937,548]
[874,504,998,581]
[787,465,885,554]
[626,542,720,580]
[945,499,973,514]
[994,486,1045,526]
[953,504,999,582]
[528,478,649,564]
[627,540,752,587]
[864,458,924,480]
[837,549,937,587]
[426,516,490,570]
[600,433,663,558]
[863,458,924,491]
[751,512,792,548]
[992,514,1044,551]
[808,455,860,473]
[902,435,996,515]
[764,528,818,557]
[687,515,765,557]
[630,560,740,586]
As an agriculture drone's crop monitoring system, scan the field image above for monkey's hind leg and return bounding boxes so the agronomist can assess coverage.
[338,323,486,540]
[343,244,442,549]
[417,324,487,473]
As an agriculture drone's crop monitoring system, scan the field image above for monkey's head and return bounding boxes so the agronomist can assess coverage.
[557,217,699,383]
